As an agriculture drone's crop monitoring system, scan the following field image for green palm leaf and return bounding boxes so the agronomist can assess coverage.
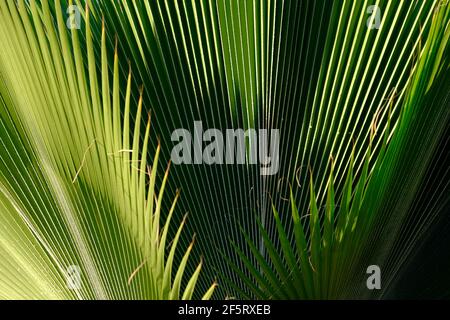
[224,2,450,298]
[1,0,449,300]
[0,0,215,299]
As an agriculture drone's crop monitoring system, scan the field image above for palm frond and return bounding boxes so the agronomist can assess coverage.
[0,0,215,299]
[223,2,450,299]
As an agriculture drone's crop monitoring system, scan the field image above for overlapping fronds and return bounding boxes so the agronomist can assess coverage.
[224,3,450,298]
[0,0,449,300]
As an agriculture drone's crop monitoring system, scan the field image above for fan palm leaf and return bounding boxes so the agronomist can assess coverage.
[223,2,450,299]
[0,0,215,299]
[0,0,449,300]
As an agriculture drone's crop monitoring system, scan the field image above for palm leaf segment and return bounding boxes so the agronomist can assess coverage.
[225,3,450,299]
[0,0,215,299]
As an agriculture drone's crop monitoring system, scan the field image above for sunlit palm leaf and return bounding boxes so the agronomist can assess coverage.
[0,0,215,299]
